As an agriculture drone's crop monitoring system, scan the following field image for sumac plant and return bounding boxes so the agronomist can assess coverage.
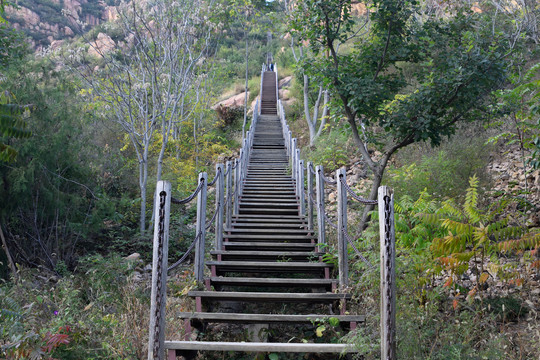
[419,175,540,301]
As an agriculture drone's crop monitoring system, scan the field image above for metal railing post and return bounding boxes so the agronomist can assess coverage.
[336,168,348,288]
[298,160,305,216]
[275,65,279,109]
[215,164,224,251]
[379,186,396,360]
[234,158,240,215]
[225,161,232,230]
[194,173,207,283]
[291,138,297,179]
[315,165,325,246]
[259,69,264,116]
[241,139,248,194]
[307,161,314,231]
[148,181,171,360]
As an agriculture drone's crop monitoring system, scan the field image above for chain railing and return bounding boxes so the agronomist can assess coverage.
[148,91,260,360]
[275,63,396,359]
[149,63,395,360]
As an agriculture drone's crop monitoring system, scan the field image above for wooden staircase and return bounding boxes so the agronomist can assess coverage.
[165,71,362,359]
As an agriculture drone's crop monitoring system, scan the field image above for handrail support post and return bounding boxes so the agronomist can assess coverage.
[148,181,171,360]
[379,186,396,360]
[194,173,208,283]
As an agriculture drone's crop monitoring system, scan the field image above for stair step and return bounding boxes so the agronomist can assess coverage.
[206,276,334,289]
[222,242,316,251]
[177,312,364,324]
[229,222,307,228]
[224,228,312,234]
[165,341,359,353]
[188,291,350,302]
[211,250,320,261]
[223,234,315,241]
[206,261,330,274]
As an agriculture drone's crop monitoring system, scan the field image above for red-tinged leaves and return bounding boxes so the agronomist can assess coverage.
[444,277,453,287]
[452,298,459,310]
[42,332,70,354]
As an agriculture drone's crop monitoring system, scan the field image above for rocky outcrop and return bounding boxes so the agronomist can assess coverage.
[214,92,250,109]
[88,32,116,57]
[6,0,118,48]
[488,144,540,225]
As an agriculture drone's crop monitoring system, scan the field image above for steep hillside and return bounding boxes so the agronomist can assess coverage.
[5,0,119,49]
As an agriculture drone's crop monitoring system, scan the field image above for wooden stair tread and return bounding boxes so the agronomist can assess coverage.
[207,260,330,267]
[224,234,315,239]
[211,250,320,256]
[165,341,359,353]
[188,291,350,302]
[224,228,312,234]
[177,312,365,323]
[206,276,334,287]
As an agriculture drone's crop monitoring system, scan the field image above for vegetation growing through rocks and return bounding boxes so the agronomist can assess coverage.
[1,0,540,359]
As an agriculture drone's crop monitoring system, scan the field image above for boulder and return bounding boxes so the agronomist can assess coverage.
[88,32,116,57]
[213,92,249,109]
[279,76,292,89]
[125,253,141,261]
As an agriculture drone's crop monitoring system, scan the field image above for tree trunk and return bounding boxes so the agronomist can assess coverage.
[360,170,383,230]
[0,223,18,283]
[303,74,316,145]
[139,149,149,234]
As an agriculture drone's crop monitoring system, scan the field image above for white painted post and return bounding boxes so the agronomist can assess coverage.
[378,186,396,360]
[288,131,292,159]
[194,173,208,283]
[336,168,348,288]
[291,138,298,181]
[234,158,239,215]
[298,160,305,216]
[315,165,326,246]
[225,161,232,229]
[242,138,249,194]
[148,181,171,360]
[215,164,224,250]
[307,161,314,231]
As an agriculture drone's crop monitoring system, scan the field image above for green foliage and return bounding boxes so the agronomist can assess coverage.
[387,129,492,200]
[0,60,115,268]
[305,127,352,171]
[1,254,150,359]
[290,0,508,202]
[487,62,540,169]
[0,25,28,68]
[419,176,539,298]
[0,93,31,162]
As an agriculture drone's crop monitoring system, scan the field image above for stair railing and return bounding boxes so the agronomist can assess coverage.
[274,63,397,360]
[148,90,259,360]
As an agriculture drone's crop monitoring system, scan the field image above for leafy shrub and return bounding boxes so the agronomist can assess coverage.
[215,105,244,128]
[420,176,539,300]
[305,128,352,171]
[387,126,492,200]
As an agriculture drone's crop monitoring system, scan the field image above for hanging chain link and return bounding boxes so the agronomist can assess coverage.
[152,191,167,358]
[205,200,220,230]
[167,231,200,272]
[383,194,395,360]
[207,167,221,187]
[308,162,316,175]
[339,177,378,205]
[342,230,375,270]
[171,180,204,205]
[321,174,337,185]
[324,212,338,229]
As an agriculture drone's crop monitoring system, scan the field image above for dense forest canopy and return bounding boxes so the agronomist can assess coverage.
[0,0,539,358]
